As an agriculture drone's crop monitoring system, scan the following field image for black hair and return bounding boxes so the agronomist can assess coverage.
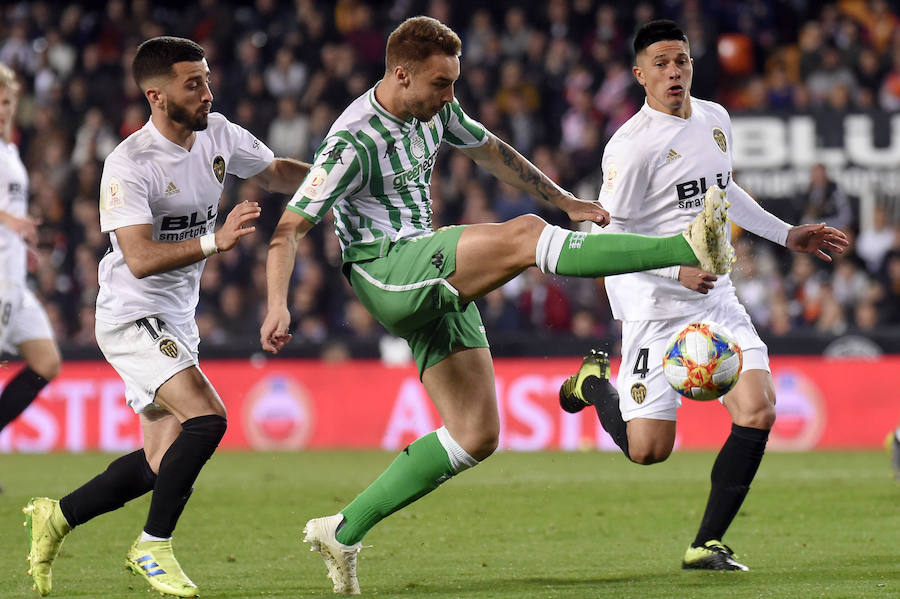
[633,20,688,57]
[132,36,205,89]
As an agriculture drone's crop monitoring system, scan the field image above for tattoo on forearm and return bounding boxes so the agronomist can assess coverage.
[492,137,558,202]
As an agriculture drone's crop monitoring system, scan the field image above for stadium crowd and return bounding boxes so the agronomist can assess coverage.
[1,0,899,356]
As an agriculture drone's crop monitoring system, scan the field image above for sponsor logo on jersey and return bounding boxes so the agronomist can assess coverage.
[392,148,438,189]
[158,338,178,358]
[300,166,328,200]
[675,172,732,208]
[251,138,261,149]
[630,382,647,404]
[384,141,398,157]
[212,155,226,183]
[325,144,345,164]
[105,177,125,210]
[158,205,218,241]
[165,181,180,195]
[665,148,682,164]
[712,127,727,153]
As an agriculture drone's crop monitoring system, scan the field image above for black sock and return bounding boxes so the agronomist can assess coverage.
[585,378,630,460]
[693,424,769,547]
[59,449,157,527]
[0,367,48,432]
[143,414,226,538]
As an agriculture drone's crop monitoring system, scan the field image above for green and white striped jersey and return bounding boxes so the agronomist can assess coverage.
[286,85,487,263]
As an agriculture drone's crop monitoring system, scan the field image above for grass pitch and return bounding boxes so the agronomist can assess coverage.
[1,450,896,599]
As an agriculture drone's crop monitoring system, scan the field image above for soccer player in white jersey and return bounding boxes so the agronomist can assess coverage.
[558,20,849,571]
[0,62,63,484]
[261,16,737,594]
[22,37,309,598]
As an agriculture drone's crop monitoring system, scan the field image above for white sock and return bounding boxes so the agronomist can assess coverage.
[140,531,171,542]
[436,426,478,473]
[534,224,569,274]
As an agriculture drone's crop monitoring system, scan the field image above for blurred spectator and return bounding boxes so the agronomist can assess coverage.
[796,163,854,232]
[264,45,308,99]
[806,44,857,106]
[518,269,571,332]
[857,202,898,273]
[267,96,310,159]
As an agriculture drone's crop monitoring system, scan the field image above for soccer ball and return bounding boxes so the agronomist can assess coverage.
[663,321,742,401]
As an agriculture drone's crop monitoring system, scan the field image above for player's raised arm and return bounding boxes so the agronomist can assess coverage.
[249,157,311,194]
[115,200,261,278]
[459,133,610,226]
[261,209,315,353]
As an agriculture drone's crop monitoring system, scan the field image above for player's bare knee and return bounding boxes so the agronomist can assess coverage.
[507,213,547,240]
[29,356,61,381]
[628,439,672,465]
[739,403,776,430]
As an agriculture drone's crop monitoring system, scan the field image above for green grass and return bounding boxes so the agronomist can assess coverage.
[1,450,897,599]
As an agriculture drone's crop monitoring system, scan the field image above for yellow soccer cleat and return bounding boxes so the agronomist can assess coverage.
[303,514,363,595]
[558,349,611,413]
[23,497,71,596]
[682,539,749,571]
[682,185,736,275]
[125,538,199,598]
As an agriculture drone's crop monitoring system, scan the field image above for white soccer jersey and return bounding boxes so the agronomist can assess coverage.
[597,98,787,321]
[0,140,29,285]
[96,113,273,324]
[286,85,487,263]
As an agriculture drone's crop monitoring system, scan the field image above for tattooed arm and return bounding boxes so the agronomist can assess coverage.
[459,133,609,225]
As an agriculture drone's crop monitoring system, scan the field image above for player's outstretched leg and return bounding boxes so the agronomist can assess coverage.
[23,497,71,596]
[682,540,749,571]
[303,514,363,595]
[559,350,630,459]
[125,536,199,598]
[682,185,735,274]
[559,350,610,413]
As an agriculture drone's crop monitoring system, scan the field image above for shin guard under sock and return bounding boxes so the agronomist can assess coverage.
[143,414,226,538]
[585,378,630,460]
[693,424,769,546]
[336,431,457,545]
[0,367,49,432]
[536,225,696,277]
[59,449,157,527]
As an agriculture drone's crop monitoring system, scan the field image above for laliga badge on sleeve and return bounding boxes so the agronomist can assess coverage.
[104,177,125,210]
[300,166,328,200]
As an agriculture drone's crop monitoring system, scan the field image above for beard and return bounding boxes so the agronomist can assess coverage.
[167,97,209,131]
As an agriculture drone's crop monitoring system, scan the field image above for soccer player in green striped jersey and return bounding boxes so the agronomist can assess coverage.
[260,16,732,594]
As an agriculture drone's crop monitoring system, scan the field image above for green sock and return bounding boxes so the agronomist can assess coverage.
[336,432,454,545]
[555,231,697,277]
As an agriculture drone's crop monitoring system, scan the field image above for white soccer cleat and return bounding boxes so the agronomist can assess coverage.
[682,185,736,274]
[303,514,363,595]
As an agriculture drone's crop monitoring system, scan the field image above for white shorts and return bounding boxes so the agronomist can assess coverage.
[0,280,55,355]
[617,291,770,422]
[95,316,201,414]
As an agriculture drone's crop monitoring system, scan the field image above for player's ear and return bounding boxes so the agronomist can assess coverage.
[632,64,645,86]
[145,86,163,108]
[394,64,411,88]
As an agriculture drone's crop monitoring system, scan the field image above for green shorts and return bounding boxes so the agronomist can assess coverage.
[347,225,489,378]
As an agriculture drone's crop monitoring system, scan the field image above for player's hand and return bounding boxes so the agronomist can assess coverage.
[260,306,293,354]
[785,223,849,262]
[678,265,717,294]
[215,200,261,252]
[3,214,40,246]
[562,196,610,227]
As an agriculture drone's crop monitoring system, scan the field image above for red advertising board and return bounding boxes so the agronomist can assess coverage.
[0,356,896,452]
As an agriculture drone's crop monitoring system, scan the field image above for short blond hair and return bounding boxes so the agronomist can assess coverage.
[385,16,461,72]
[0,63,20,95]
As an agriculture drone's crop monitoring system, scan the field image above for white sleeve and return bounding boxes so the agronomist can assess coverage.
[99,154,153,233]
[597,139,679,279]
[726,180,791,245]
[224,118,275,178]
